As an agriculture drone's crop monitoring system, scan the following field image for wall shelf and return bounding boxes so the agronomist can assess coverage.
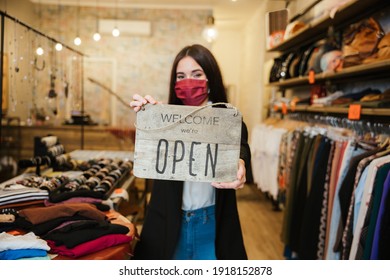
[268,59,390,89]
[266,0,390,124]
[292,105,390,117]
[267,0,388,53]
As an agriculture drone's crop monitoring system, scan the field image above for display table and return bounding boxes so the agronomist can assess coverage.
[53,242,132,260]
[0,151,137,260]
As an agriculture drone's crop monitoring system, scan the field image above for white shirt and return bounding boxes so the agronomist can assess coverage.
[182,181,215,211]
[250,124,287,200]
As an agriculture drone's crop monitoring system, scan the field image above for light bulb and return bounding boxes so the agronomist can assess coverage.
[36,46,44,56]
[93,32,101,41]
[202,27,218,43]
[112,27,120,37]
[202,16,218,43]
[55,43,63,51]
[74,36,82,46]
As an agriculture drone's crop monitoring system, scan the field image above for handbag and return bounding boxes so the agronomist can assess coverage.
[342,17,385,67]
[269,54,287,83]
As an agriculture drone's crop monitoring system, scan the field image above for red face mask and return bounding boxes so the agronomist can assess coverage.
[174,79,208,106]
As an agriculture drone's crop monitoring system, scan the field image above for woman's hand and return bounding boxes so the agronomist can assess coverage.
[129,94,160,112]
[211,159,246,190]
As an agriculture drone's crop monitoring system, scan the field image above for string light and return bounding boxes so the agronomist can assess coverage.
[74,36,81,46]
[93,32,101,41]
[74,0,81,46]
[36,46,44,56]
[36,1,44,55]
[93,0,101,41]
[55,42,63,51]
[112,27,120,37]
[56,0,63,51]
[112,0,120,37]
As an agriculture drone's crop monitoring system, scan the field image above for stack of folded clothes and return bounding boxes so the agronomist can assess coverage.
[18,203,133,258]
[0,203,134,259]
[0,181,49,208]
[0,230,50,260]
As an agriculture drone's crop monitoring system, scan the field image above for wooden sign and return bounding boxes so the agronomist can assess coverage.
[133,103,242,182]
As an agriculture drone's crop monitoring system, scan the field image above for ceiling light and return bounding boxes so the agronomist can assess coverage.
[202,16,218,43]
[112,27,120,37]
[93,32,101,41]
[93,0,101,41]
[74,0,81,46]
[74,36,81,46]
[112,0,120,37]
[56,2,63,51]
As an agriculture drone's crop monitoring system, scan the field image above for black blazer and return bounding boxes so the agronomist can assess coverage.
[133,122,251,260]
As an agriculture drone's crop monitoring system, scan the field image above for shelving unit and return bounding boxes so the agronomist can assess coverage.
[268,0,388,53]
[282,105,390,117]
[267,0,390,120]
[268,59,390,89]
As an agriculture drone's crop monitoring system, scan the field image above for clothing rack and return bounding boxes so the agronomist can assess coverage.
[286,112,390,137]
[252,116,390,259]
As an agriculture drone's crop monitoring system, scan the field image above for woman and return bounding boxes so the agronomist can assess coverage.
[130,44,251,260]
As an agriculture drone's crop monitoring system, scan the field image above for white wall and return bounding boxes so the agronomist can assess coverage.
[212,0,288,138]
[212,22,243,107]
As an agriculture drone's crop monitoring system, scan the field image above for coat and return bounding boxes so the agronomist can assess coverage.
[133,122,251,260]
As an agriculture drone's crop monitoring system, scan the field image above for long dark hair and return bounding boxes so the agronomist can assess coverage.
[168,44,228,105]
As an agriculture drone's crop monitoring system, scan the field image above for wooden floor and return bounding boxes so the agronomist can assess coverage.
[236,184,285,260]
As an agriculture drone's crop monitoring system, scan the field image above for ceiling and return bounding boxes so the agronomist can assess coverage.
[32,0,270,25]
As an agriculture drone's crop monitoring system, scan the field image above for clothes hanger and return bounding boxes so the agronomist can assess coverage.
[378,136,389,149]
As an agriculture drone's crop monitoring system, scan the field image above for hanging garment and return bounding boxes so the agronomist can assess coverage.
[370,170,390,259]
[324,140,348,258]
[325,141,367,260]
[349,155,390,259]
[250,124,287,200]
[298,136,332,259]
[316,140,336,259]
[341,150,389,259]
[281,130,304,246]
[362,163,390,259]
[288,133,316,254]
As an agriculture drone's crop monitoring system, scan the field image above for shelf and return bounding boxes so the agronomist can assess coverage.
[268,59,390,88]
[290,105,390,117]
[267,0,388,53]
[266,0,390,126]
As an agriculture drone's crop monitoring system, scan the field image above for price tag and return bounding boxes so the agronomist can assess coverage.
[290,97,298,112]
[348,104,361,120]
[282,102,287,115]
[308,70,315,84]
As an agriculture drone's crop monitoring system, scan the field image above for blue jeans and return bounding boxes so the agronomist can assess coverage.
[173,205,216,260]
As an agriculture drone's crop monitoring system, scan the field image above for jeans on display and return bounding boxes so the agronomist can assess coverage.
[173,205,216,260]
